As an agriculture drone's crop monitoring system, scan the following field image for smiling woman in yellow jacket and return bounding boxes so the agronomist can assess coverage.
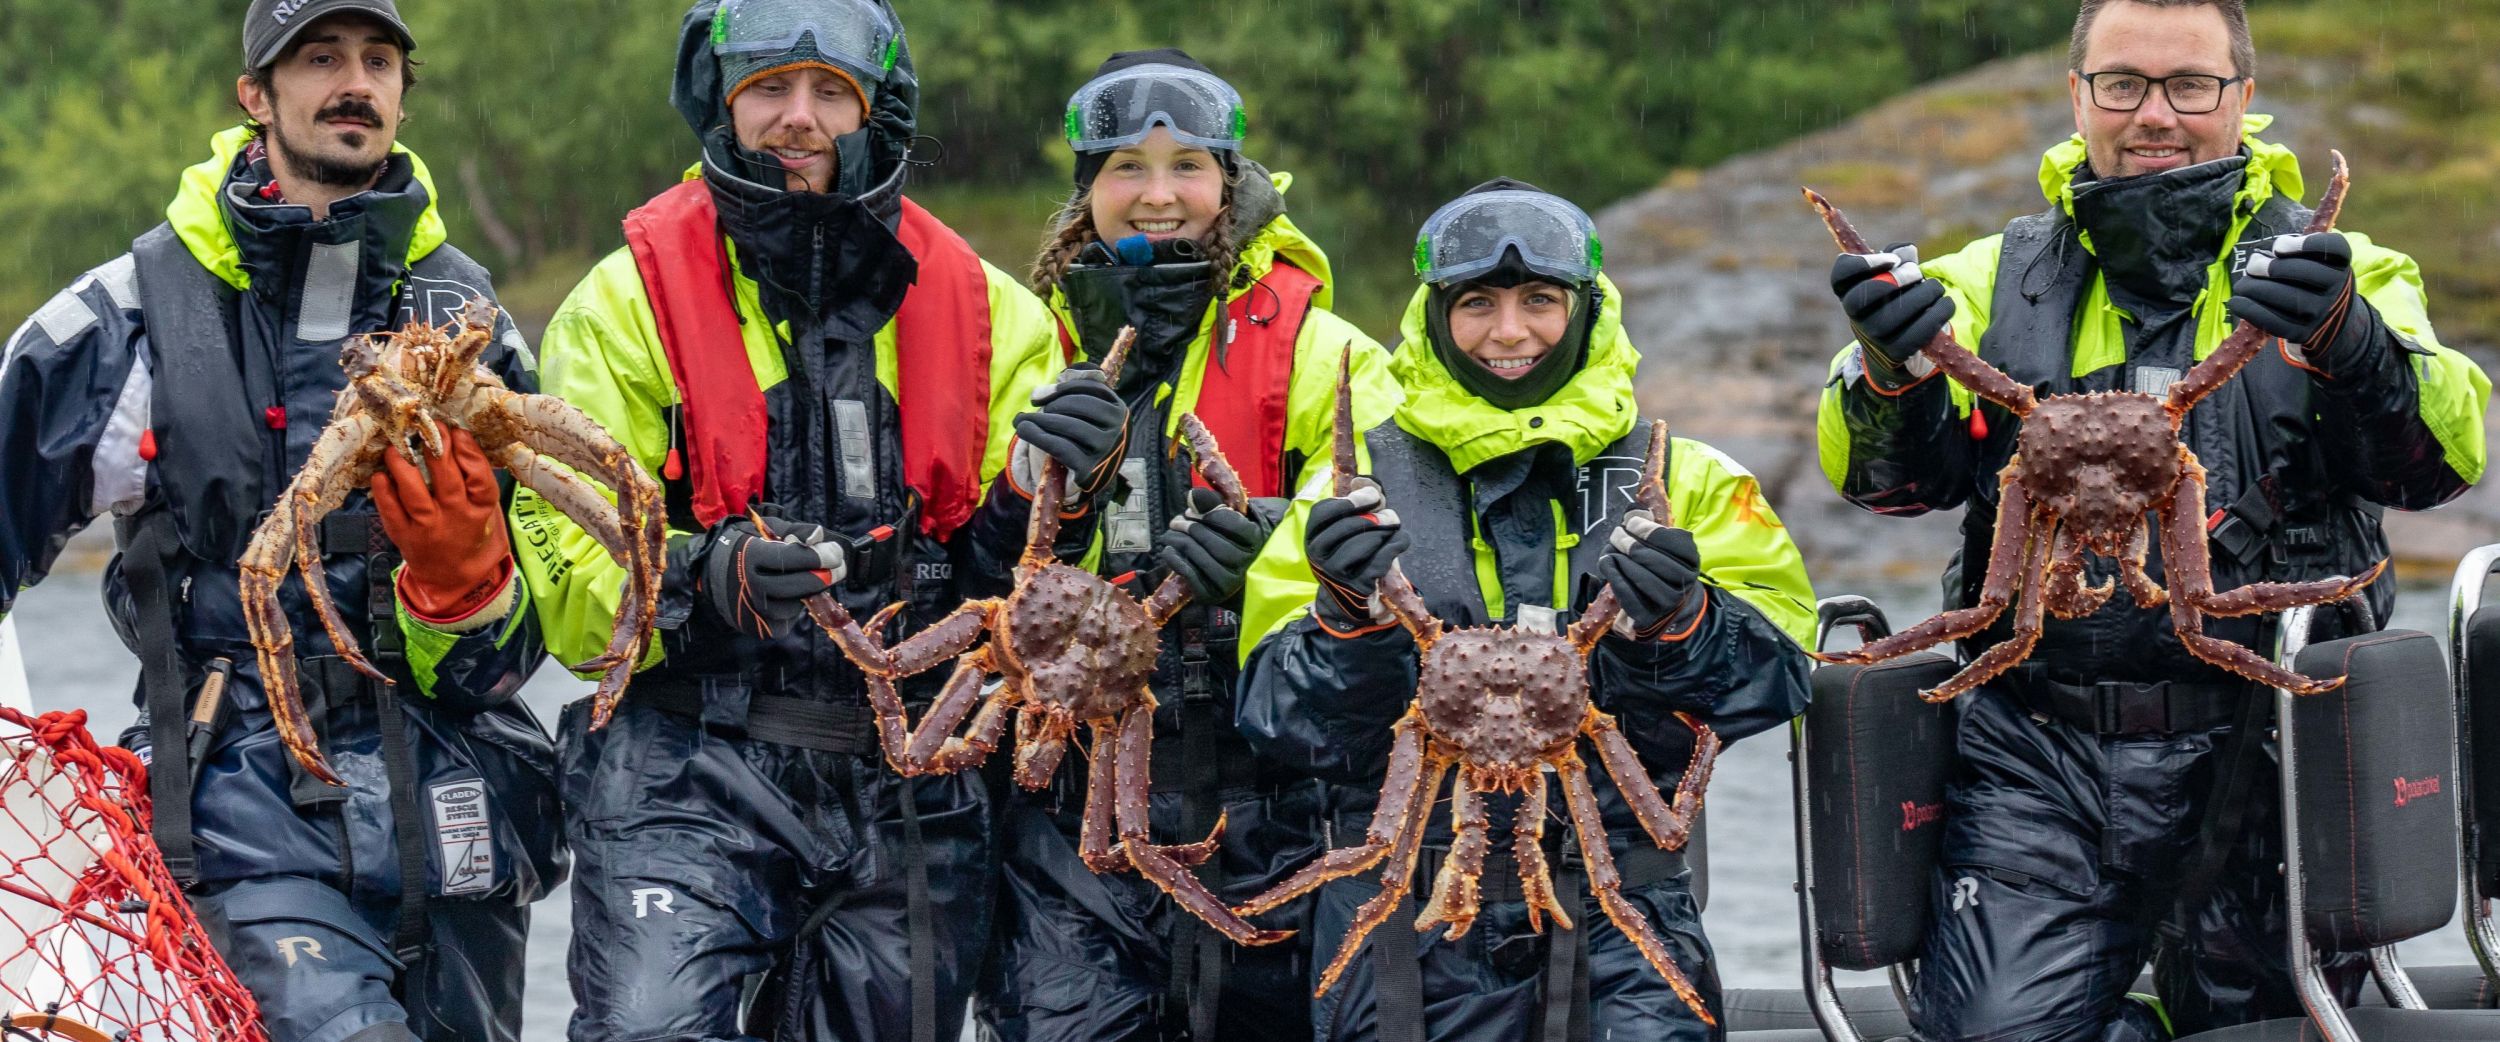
[973,47,1402,1042]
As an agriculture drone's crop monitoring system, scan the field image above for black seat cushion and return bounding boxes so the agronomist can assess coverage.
[2290,629,2457,949]
[1805,653,1958,971]
[2468,605,2500,892]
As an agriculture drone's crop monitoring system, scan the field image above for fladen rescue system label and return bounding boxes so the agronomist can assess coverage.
[430,780,496,896]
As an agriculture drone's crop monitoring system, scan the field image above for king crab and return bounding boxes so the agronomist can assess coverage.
[239,303,666,785]
[1803,150,2382,701]
[792,328,1291,947]
[1230,352,1723,1023]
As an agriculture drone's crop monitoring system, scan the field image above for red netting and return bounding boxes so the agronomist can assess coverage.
[0,705,266,1041]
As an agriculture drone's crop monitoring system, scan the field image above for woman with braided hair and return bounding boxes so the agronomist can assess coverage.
[973,47,1401,1042]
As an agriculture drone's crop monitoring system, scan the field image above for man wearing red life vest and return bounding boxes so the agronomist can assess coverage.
[509,2,1124,1038]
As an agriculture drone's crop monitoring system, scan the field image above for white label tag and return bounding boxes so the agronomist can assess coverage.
[429,780,495,896]
[1515,604,1559,636]
[1106,458,1154,553]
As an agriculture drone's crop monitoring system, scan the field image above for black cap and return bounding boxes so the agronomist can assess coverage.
[243,0,417,71]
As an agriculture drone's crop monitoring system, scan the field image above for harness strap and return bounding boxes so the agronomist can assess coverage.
[369,663,431,968]
[899,782,937,1042]
[1375,823,1685,1042]
[1371,892,1427,1042]
[1165,614,1233,1038]
[2159,679,2277,947]
[123,512,197,886]
[1539,850,1593,1042]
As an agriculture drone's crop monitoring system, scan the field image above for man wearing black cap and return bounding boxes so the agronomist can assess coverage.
[0,2,559,1040]
[510,2,1121,1040]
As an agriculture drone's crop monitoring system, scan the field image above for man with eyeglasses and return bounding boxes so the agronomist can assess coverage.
[1816,1,2488,1039]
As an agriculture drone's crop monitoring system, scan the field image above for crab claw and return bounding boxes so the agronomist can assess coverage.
[1150,810,1227,869]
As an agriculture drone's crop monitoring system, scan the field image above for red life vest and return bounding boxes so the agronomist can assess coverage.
[1053,260,1322,499]
[622,179,994,539]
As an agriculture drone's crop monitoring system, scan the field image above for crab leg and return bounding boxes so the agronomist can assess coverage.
[1113,705,1292,946]
[1376,566,1443,650]
[467,386,666,726]
[918,678,1017,776]
[1174,413,1250,514]
[493,439,640,682]
[1078,717,1125,872]
[2119,521,2168,609]
[1314,750,1450,996]
[2160,452,2353,694]
[286,415,393,686]
[1322,347,1441,649]
[2200,561,2385,620]
[902,656,1000,769]
[1414,765,1490,941]
[843,602,995,774]
[1514,771,1572,933]
[1559,754,1717,1027]
[1573,421,1677,652]
[1015,706,1079,790]
[1803,188,2037,417]
[495,441,630,560]
[1636,419,1674,518]
[240,500,344,787]
[1235,710,1436,917]
[1330,344,1362,497]
[1021,329,1137,567]
[1819,470,2036,668]
[2041,523,2114,621]
[2170,150,2347,414]
[1920,511,2055,703]
[1588,709,1716,852]
[1144,575,1194,629]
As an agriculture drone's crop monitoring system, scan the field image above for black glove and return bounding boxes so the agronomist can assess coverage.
[1306,483,1410,633]
[2227,232,2368,361]
[1597,511,1704,639]
[681,508,843,639]
[1155,489,1279,603]
[1832,244,1954,377]
[1013,365,1130,500]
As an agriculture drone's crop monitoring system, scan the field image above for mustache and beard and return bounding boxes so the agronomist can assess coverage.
[755,129,836,193]
[268,96,393,188]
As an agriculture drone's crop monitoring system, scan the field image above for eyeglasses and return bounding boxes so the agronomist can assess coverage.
[2080,71,2246,115]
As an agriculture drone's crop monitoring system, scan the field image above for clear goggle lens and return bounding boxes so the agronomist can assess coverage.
[1064,64,1247,154]
[711,0,901,83]
[1413,190,1603,287]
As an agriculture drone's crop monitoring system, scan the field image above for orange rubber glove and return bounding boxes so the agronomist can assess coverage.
[372,425,514,625]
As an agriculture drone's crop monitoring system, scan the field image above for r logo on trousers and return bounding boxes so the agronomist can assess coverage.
[632,887,677,918]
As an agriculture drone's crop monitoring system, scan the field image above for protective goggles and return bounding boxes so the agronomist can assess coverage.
[1412,190,1603,288]
[1064,64,1247,154]
[711,0,902,87]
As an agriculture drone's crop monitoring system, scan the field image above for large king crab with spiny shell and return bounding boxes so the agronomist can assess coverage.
[1229,351,1724,1023]
[239,303,666,785]
[789,327,1291,949]
[1802,150,2382,701]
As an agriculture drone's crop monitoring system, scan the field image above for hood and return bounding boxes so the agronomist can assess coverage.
[1225,165,1333,309]
[669,0,918,202]
[1390,272,1638,474]
[167,125,447,291]
[2037,113,2304,230]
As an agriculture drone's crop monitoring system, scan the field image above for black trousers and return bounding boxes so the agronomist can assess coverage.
[1908,687,2365,1042]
